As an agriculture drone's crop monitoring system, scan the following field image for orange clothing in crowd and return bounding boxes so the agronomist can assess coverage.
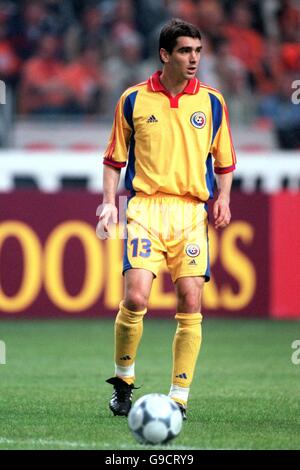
[223,25,264,73]
[281,43,300,72]
[20,57,69,112]
[0,40,20,78]
[60,61,103,102]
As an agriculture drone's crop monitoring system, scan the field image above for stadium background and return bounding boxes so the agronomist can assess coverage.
[0,0,300,451]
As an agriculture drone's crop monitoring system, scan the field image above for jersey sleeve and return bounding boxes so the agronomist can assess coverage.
[103,93,133,168]
[210,95,237,174]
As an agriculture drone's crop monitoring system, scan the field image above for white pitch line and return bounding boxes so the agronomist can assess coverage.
[0,437,101,449]
[0,437,230,450]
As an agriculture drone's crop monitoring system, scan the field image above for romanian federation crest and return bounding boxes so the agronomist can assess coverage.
[190,112,206,129]
[185,244,200,257]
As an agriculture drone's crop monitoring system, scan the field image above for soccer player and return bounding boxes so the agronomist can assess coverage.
[97,18,236,420]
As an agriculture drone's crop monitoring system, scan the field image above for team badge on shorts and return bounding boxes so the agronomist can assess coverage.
[190,112,206,129]
[185,243,200,257]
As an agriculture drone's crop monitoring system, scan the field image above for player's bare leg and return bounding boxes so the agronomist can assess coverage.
[123,268,154,311]
[169,276,205,419]
[106,268,154,416]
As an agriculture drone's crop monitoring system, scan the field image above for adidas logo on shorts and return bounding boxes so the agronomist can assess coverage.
[188,259,197,265]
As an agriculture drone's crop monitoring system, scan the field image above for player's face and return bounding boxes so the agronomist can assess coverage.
[163,36,202,81]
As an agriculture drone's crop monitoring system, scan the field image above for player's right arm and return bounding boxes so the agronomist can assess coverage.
[96,165,121,239]
[96,92,132,239]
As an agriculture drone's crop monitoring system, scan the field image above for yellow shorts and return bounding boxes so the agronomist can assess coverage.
[123,193,210,283]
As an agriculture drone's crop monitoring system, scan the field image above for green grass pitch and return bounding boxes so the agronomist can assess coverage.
[0,318,299,450]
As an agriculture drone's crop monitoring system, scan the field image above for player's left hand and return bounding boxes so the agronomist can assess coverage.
[213,196,231,229]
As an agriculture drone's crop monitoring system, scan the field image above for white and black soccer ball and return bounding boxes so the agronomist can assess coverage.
[128,393,183,445]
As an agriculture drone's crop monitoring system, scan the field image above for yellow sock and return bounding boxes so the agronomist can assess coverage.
[170,312,203,404]
[114,301,147,385]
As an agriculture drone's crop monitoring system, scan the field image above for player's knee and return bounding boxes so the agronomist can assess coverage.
[124,290,148,312]
[177,292,200,313]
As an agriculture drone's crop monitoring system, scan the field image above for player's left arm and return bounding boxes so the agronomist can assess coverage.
[211,94,236,229]
[213,172,233,229]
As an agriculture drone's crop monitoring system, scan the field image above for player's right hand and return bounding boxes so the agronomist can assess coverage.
[96,203,118,239]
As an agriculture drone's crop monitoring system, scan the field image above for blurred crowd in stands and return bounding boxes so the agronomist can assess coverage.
[0,0,300,148]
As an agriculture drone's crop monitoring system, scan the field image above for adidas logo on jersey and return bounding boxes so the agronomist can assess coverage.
[147,115,158,123]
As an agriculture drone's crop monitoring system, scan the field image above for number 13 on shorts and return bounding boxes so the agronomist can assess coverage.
[131,238,151,258]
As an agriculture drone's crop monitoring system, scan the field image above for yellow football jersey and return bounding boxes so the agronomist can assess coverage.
[103,71,236,201]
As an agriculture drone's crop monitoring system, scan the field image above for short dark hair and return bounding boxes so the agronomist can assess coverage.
[159,18,202,63]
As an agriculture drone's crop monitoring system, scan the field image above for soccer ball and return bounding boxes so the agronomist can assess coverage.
[128,393,183,445]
